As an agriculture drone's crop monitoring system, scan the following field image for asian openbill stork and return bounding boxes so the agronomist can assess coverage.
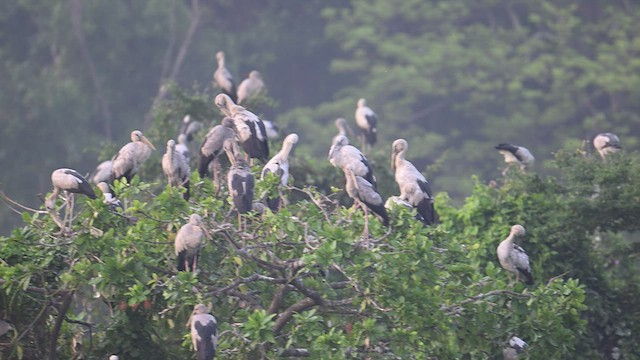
[384,196,426,224]
[97,182,122,210]
[46,168,96,229]
[503,336,529,360]
[497,225,533,286]
[162,139,191,200]
[355,98,378,152]
[175,214,211,272]
[332,117,352,144]
[328,135,376,188]
[111,130,155,184]
[262,120,279,139]
[344,167,389,238]
[180,115,204,143]
[199,117,236,191]
[90,160,112,184]
[261,133,299,211]
[391,139,436,225]
[237,70,265,105]
[593,132,622,160]
[224,139,255,227]
[176,134,190,161]
[214,93,269,163]
[213,51,237,103]
[495,143,535,175]
[188,304,218,360]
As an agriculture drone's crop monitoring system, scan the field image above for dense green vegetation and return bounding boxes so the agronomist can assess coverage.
[1,0,639,359]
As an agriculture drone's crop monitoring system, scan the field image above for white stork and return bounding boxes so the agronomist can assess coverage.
[97,182,122,210]
[495,143,535,175]
[111,130,155,184]
[175,214,211,272]
[503,336,529,360]
[215,93,269,163]
[224,139,255,215]
[355,98,378,152]
[213,51,237,103]
[188,304,218,360]
[497,225,533,285]
[181,115,204,142]
[45,168,96,229]
[344,167,389,238]
[90,160,112,184]
[261,133,299,211]
[391,139,436,226]
[236,70,265,105]
[199,117,236,190]
[176,133,190,161]
[328,135,376,188]
[593,132,622,160]
[162,139,191,200]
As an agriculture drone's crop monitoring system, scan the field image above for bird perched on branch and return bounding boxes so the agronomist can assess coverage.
[355,98,378,152]
[332,117,352,144]
[328,135,376,188]
[502,336,529,360]
[593,132,622,160]
[237,70,265,105]
[45,168,96,229]
[213,51,237,103]
[162,139,191,200]
[497,225,533,286]
[224,139,254,216]
[199,117,236,191]
[188,304,218,360]
[495,143,534,175]
[261,133,299,211]
[175,214,211,272]
[344,167,389,238]
[111,130,155,184]
[181,115,203,143]
[90,160,112,185]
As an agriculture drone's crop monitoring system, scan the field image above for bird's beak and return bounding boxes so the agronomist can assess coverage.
[327,146,335,161]
[141,136,156,150]
[200,223,212,240]
[390,152,396,171]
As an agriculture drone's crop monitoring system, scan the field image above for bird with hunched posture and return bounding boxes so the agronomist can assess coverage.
[495,143,535,175]
[162,139,191,200]
[176,133,190,161]
[328,135,376,188]
[355,98,378,152]
[188,304,218,360]
[391,139,436,226]
[224,139,255,216]
[111,130,155,184]
[502,336,529,360]
[181,115,203,142]
[384,196,427,223]
[344,167,389,238]
[175,214,211,272]
[261,133,299,211]
[97,182,122,210]
[215,93,269,163]
[497,225,533,286]
[593,132,621,160]
[262,120,279,139]
[46,168,97,229]
[199,117,236,190]
[236,70,265,105]
[90,160,112,184]
[333,117,352,144]
[213,51,237,103]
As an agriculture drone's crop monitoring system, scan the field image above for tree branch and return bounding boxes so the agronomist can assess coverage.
[440,289,532,315]
[48,291,74,360]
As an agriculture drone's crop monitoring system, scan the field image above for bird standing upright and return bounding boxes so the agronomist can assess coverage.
[593,132,622,160]
[333,117,352,144]
[188,304,218,360]
[344,167,389,238]
[162,139,191,200]
[176,134,190,162]
[236,70,265,105]
[261,133,299,211]
[355,98,378,152]
[497,225,533,286]
[46,168,97,229]
[224,139,255,219]
[328,135,376,188]
[199,117,236,191]
[175,214,211,272]
[181,115,204,142]
[495,143,535,175]
[90,160,112,185]
[391,139,436,225]
[111,130,155,184]
[213,51,237,103]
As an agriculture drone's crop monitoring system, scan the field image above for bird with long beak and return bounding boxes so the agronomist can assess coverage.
[175,214,212,273]
[111,130,155,184]
[46,168,96,229]
[497,225,533,286]
[224,139,254,230]
[261,133,299,211]
[187,304,218,360]
[344,167,389,239]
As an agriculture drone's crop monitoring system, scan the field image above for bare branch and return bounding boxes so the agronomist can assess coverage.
[440,290,532,315]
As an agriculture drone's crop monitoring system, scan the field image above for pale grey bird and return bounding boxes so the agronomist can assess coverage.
[236,70,265,105]
[495,143,535,175]
[97,182,121,210]
[188,304,218,360]
[497,225,533,285]
[503,336,529,360]
[111,130,155,183]
[0,319,14,337]
[213,51,237,103]
[355,98,378,152]
[344,167,389,238]
[176,133,190,161]
[262,120,279,139]
[108,355,119,360]
[215,93,269,163]
[261,133,299,211]
[181,115,204,142]
[162,139,191,200]
[332,117,352,144]
[91,160,112,184]
[175,214,211,272]
[593,132,622,160]
[224,139,254,215]
[46,168,96,210]
[391,139,436,225]
[328,135,376,188]
[384,196,426,224]
[199,117,236,190]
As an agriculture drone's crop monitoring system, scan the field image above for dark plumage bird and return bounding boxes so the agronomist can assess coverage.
[46,168,96,208]
[593,132,622,160]
[355,98,378,152]
[162,139,191,200]
[344,167,389,238]
[495,143,535,175]
[189,304,218,360]
[497,225,533,285]
[391,139,436,225]
[199,117,236,190]
[262,120,279,140]
[236,70,265,105]
[213,51,237,103]
[261,133,299,211]
[328,135,376,188]
[224,139,254,214]
[215,93,269,163]
[503,336,529,360]
[111,130,155,183]
[175,214,211,272]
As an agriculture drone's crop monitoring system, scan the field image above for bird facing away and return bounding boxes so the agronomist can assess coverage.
[262,120,279,139]
[344,167,389,238]
[355,98,378,152]
[497,225,533,285]
[91,160,112,185]
[503,336,529,360]
[391,139,437,226]
[224,139,255,214]
[175,214,211,272]
[213,51,237,103]
[189,304,218,360]
[328,135,377,188]
[593,132,622,160]
[181,115,204,142]
[495,143,535,175]
[162,139,191,200]
[215,93,269,163]
[261,133,299,211]
[236,70,265,105]
[111,130,155,184]
[176,133,190,161]
[199,117,236,190]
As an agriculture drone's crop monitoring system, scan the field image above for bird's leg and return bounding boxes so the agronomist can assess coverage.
[193,254,198,273]
[507,272,514,288]
[213,158,220,195]
[502,163,512,176]
[362,206,370,239]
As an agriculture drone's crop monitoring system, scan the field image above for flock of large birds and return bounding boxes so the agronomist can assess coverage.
[40,50,623,360]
